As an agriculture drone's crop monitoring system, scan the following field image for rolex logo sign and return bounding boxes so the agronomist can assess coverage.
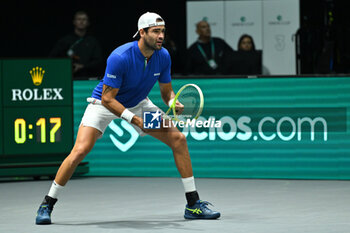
[11,65,63,101]
[29,66,45,86]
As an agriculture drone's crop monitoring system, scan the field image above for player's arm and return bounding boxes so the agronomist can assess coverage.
[101,84,143,128]
[159,82,184,114]
[159,82,176,106]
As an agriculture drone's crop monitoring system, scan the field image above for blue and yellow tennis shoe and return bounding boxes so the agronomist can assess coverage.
[36,204,54,224]
[35,195,57,224]
[184,200,220,219]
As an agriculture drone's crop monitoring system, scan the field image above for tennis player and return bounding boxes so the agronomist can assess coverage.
[36,12,220,224]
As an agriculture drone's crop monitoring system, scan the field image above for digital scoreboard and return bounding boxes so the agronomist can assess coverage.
[0,59,73,163]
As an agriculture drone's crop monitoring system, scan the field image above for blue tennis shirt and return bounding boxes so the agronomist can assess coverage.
[91,41,171,108]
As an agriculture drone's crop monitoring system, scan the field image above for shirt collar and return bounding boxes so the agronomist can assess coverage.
[133,41,158,60]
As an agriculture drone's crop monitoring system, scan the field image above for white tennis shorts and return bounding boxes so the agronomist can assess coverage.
[80,97,163,137]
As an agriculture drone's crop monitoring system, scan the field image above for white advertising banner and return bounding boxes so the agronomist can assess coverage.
[186,1,225,47]
[186,0,299,75]
[262,0,300,75]
[224,1,262,50]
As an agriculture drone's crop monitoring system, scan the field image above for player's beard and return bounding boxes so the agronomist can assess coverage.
[144,37,162,51]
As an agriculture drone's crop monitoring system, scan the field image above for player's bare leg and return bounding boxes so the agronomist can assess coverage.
[147,125,193,178]
[36,126,101,224]
[55,126,101,185]
[147,123,220,219]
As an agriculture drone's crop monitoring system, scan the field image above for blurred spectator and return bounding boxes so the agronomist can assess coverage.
[49,10,103,79]
[186,20,233,75]
[229,34,262,75]
[237,34,256,51]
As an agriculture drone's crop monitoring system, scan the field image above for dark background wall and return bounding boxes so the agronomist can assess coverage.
[0,0,187,60]
[1,0,350,74]
[298,0,350,74]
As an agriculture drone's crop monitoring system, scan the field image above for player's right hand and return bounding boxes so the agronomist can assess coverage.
[132,115,151,133]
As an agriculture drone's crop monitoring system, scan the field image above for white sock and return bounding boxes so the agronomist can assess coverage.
[181,176,196,193]
[47,181,64,199]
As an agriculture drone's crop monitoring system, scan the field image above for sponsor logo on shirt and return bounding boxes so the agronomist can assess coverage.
[154,73,160,76]
[107,73,116,78]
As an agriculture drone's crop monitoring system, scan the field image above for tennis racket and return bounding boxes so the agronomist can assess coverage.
[164,83,204,122]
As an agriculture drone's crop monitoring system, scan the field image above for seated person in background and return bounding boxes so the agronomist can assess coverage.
[238,34,255,51]
[49,10,103,79]
[186,20,233,75]
[229,34,262,75]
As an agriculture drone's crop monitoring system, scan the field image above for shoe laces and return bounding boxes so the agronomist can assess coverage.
[199,201,214,210]
[38,205,52,215]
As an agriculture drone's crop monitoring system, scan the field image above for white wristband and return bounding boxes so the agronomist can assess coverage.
[168,98,175,107]
[120,109,135,123]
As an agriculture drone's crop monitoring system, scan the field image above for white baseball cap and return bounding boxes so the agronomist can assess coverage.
[133,12,165,38]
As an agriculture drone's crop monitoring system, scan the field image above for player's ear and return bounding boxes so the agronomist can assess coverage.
[139,29,145,37]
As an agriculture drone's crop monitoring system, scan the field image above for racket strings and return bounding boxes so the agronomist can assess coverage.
[177,86,201,121]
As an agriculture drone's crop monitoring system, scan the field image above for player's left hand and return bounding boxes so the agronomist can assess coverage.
[175,102,184,115]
